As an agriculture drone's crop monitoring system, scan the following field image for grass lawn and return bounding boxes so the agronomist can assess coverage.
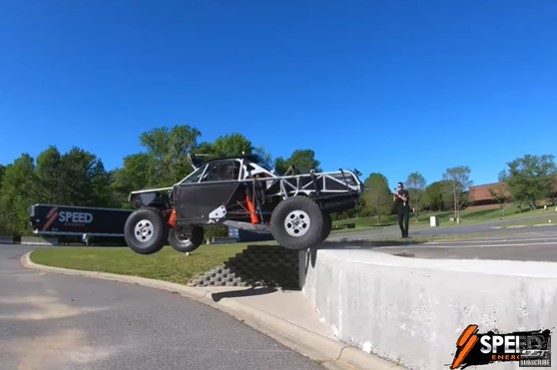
[30,243,258,285]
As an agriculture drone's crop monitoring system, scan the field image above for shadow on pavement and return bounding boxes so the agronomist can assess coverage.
[211,286,278,302]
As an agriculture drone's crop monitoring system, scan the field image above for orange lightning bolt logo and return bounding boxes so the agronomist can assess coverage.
[451,324,479,369]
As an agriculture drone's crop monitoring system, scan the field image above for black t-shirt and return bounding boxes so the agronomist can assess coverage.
[394,189,410,210]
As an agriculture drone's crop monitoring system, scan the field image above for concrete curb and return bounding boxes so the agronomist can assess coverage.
[19,252,403,370]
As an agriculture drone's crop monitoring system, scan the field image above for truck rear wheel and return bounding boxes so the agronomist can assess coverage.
[168,225,204,253]
[124,208,167,255]
[270,196,324,250]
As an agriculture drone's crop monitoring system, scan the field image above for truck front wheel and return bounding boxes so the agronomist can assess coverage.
[270,196,324,250]
[124,208,167,255]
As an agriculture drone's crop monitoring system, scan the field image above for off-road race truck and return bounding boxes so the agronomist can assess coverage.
[124,154,363,254]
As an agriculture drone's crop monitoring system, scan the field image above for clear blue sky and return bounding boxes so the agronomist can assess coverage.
[1,0,556,188]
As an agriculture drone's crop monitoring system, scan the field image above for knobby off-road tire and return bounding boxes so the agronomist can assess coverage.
[124,207,167,255]
[270,196,324,250]
[168,225,204,253]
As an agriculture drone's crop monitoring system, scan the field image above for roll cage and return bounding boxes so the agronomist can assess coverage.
[128,155,363,229]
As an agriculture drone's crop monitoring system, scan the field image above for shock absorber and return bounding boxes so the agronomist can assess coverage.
[167,208,177,228]
[245,186,259,224]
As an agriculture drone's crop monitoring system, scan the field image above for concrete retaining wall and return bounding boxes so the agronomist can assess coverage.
[299,248,557,370]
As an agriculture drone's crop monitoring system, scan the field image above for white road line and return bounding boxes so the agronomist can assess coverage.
[380,241,557,249]
[426,236,557,245]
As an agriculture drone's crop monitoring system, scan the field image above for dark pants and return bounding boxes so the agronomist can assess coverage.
[397,207,409,237]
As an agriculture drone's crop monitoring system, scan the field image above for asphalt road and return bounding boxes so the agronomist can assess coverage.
[327,227,557,262]
[0,245,323,370]
[329,216,557,242]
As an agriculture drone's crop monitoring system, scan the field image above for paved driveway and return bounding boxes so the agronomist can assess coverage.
[0,245,323,370]
[329,217,557,242]
[326,230,557,262]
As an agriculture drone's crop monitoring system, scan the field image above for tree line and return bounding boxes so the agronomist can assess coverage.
[353,167,474,224]
[356,155,556,224]
[0,124,555,236]
[0,125,320,237]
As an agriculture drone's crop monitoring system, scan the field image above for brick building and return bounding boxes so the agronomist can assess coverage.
[468,177,557,206]
[468,182,505,206]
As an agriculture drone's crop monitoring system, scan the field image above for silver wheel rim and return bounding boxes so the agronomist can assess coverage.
[174,230,193,246]
[284,210,311,237]
[134,219,154,243]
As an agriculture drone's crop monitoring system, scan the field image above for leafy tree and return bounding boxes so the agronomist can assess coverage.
[35,146,64,204]
[210,133,254,157]
[193,133,255,167]
[423,181,450,212]
[90,160,114,207]
[0,164,5,188]
[0,154,37,236]
[140,125,201,187]
[111,153,153,207]
[488,171,512,217]
[405,172,426,220]
[274,149,320,174]
[442,166,472,222]
[59,147,112,207]
[353,196,367,218]
[548,176,557,206]
[501,154,557,210]
[274,158,288,174]
[193,141,216,158]
[0,163,4,214]
[362,173,392,224]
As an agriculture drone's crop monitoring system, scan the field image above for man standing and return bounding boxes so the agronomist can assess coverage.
[393,182,410,238]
